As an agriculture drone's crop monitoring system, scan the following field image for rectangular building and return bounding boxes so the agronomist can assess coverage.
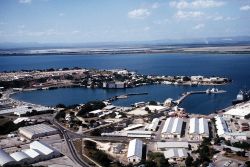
[19,124,58,139]
[127,139,143,163]
[189,118,209,140]
[161,117,183,138]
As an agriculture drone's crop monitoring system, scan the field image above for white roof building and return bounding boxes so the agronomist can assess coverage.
[30,141,54,156]
[22,149,41,159]
[161,117,183,138]
[145,118,160,131]
[127,139,143,163]
[10,151,30,164]
[0,149,15,167]
[156,142,189,150]
[223,102,250,119]
[164,148,188,160]
[215,116,229,136]
[124,124,144,131]
[19,123,58,139]
[189,118,209,139]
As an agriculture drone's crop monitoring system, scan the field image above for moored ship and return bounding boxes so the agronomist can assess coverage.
[232,90,250,105]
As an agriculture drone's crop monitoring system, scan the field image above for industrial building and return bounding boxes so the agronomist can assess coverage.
[189,118,209,140]
[102,130,153,138]
[145,118,160,131]
[0,105,53,116]
[19,123,58,139]
[164,148,188,161]
[0,141,60,166]
[215,116,247,141]
[223,102,250,119]
[161,117,183,138]
[127,139,143,163]
[10,151,30,165]
[30,141,61,159]
[0,149,16,167]
[156,142,189,151]
[215,116,229,136]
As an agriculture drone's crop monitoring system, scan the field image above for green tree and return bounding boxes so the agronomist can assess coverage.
[185,154,194,166]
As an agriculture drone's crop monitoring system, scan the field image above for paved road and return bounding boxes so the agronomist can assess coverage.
[52,118,90,167]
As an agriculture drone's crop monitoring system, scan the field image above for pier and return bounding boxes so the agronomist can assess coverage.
[174,89,226,105]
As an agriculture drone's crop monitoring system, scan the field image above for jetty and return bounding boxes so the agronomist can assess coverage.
[173,89,226,105]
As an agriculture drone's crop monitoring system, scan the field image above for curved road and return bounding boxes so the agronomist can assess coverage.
[52,118,90,167]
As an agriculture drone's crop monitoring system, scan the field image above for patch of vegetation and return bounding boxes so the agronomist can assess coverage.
[78,101,106,116]
[83,140,112,167]
[145,152,170,167]
[0,117,24,135]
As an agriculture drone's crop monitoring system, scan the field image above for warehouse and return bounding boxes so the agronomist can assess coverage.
[156,142,189,151]
[22,149,42,163]
[161,117,183,138]
[164,148,188,161]
[0,149,16,167]
[19,123,58,139]
[10,151,30,165]
[145,118,160,131]
[127,139,143,163]
[189,118,209,140]
[215,116,229,136]
[223,102,250,119]
[30,141,60,159]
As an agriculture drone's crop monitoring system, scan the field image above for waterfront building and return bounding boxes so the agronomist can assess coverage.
[215,116,247,141]
[161,117,183,138]
[127,139,143,163]
[19,123,58,139]
[223,102,250,119]
[103,81,125,89]
[189,118,209,140]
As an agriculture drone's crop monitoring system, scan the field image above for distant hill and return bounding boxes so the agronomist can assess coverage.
[1,36,250,49]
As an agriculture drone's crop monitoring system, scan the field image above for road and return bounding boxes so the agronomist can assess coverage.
[51,118,90,167]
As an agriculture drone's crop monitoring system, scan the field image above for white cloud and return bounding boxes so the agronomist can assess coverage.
[240,5,250,11]
[128,8,150,19]
[175,10,203,19]
[193,23,205,29]
[152,2,160,9]
[170,0,225,9]
[19,0,32,4]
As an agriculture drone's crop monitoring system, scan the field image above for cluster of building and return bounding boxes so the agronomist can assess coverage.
[18,123,58,139]
[0,141,60,167]
[0,105,54,116]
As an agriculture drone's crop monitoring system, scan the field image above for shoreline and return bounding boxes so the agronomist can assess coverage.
[1,45,250,56]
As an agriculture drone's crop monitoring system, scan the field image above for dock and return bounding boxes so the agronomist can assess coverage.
[173,89,226,105]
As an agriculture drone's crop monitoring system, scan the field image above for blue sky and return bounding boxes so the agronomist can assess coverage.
[0,0,250,43]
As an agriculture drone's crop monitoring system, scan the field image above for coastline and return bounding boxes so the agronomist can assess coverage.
[1,45,250,56]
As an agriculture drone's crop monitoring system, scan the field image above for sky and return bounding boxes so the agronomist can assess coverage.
[0,0,250,43]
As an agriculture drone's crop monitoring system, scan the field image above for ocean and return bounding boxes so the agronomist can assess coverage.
[1,53,250,114]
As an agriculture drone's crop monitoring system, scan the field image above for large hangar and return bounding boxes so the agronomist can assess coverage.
[18,123,58,139]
